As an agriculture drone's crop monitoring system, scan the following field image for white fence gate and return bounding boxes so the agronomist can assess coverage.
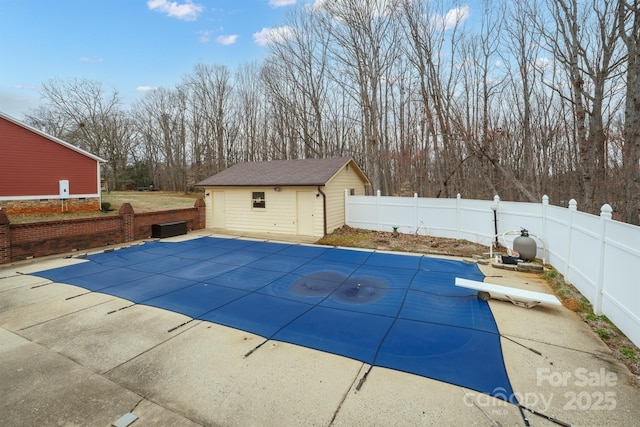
[344,191,640,348]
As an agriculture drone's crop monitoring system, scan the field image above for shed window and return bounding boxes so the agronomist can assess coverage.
[252,191,266,208]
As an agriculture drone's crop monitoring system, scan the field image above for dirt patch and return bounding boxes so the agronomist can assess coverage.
[317,225,488,257]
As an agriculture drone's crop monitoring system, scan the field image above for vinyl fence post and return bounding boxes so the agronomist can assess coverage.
[565,199,577,282]
[595,204,612,315]
[456,193,461,239]
[542,195,549,263]
[376,189,381,231]
[414,193,418,234]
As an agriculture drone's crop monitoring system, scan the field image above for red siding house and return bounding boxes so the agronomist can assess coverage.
[0,112,105,214]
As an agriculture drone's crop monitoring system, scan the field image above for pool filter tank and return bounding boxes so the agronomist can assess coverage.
[513,228,537,261]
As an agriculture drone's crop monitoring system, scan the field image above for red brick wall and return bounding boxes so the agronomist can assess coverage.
[1,203,205,263]
[134,209,199,240]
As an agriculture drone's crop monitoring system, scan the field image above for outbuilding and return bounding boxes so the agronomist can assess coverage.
[0,111,105,214]
[196,157,370,238]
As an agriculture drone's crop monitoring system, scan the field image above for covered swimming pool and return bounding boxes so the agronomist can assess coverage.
[32,236,515,403]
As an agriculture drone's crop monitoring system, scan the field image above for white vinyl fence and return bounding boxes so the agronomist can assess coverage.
[345,190,640,348]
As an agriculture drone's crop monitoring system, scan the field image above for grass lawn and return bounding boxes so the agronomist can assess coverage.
[102,191,201,212]
[6,191,202,224]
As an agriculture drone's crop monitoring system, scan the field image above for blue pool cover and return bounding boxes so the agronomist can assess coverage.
[32,237,515,402]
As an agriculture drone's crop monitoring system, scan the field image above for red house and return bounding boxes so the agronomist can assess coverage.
[0,112,105,215]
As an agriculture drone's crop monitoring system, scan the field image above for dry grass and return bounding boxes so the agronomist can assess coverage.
[6,191,201,224]
[102,191,201,212]
[542,269,640,381]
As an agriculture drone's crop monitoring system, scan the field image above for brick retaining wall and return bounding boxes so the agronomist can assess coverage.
[0,199,206,264]
[0,197,101,214]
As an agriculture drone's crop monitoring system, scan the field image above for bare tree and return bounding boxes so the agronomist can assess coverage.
[539,0,626,212]
[319,0,402,194]
[265,6,332,158]
[25,78,132,190]
[233,62,268,162]
[183,63,233,178]
[132,87,189,192]
[618,0,640,224]
[401,0,472,197]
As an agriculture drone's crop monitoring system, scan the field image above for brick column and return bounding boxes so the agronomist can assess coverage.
[194,198,206,230]
[0,210,10,264]
[119,203,135,242]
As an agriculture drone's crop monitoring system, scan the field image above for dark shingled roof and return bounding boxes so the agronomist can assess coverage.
[196,157,369,187]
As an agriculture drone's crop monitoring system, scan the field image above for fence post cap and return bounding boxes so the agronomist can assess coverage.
[569,199,578,210]
[542,195,549,204]
[600,204,613,219]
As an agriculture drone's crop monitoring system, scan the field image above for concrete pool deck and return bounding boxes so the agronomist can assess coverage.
[1,231,639,426]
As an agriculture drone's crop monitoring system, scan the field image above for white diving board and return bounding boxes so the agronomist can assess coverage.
[455,277,562,308]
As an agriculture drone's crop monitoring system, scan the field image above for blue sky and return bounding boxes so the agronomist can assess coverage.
[0,1,479,120]
[0,0,301,118]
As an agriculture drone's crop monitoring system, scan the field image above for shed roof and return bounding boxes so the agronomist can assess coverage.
[196,157,370,187]
[0,111,106,163]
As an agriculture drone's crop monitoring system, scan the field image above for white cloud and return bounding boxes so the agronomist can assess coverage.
[79,57,104,63]
[434,5,470,30]
[199,30,212,43]
[147,0,204,21]
[269,0,296,6]
[534,57,553,71]
[136,86,159,92]
[253,26,293,47]
[309,0,327,11]
[14,84,39,90]
[216,34,238,45]
[309,0,396,16]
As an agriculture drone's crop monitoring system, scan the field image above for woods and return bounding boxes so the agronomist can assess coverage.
[24,0,640,224]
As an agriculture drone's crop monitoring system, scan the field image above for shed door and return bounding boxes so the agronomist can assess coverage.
[212,191,225,228]
[296,191,315,236]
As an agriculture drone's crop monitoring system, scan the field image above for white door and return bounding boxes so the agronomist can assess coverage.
[212,191,225,228]
[296,191,315,235]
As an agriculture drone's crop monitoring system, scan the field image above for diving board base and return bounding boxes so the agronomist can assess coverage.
[455,277,562,308]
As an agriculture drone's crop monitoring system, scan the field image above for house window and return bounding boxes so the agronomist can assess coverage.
[349,188,356,196]
[252,191,266,208]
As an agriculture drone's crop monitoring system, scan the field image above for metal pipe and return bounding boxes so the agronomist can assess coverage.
[317,186,327,236]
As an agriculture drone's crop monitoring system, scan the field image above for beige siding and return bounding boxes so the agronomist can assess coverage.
[323,163,368,233]
[204,186,324,237]
[202,160,368,237]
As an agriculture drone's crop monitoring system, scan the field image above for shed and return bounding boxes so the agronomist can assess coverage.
[0,111,105,214]
[196,157,370,238]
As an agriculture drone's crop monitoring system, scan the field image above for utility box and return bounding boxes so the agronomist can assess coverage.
[59,180,69,199]
[152,221,187,238]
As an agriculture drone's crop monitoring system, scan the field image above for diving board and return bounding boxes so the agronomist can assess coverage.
[455,277,562,308]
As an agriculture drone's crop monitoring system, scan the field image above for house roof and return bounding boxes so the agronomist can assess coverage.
[0,111,106,163]
[196,157,370,187]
